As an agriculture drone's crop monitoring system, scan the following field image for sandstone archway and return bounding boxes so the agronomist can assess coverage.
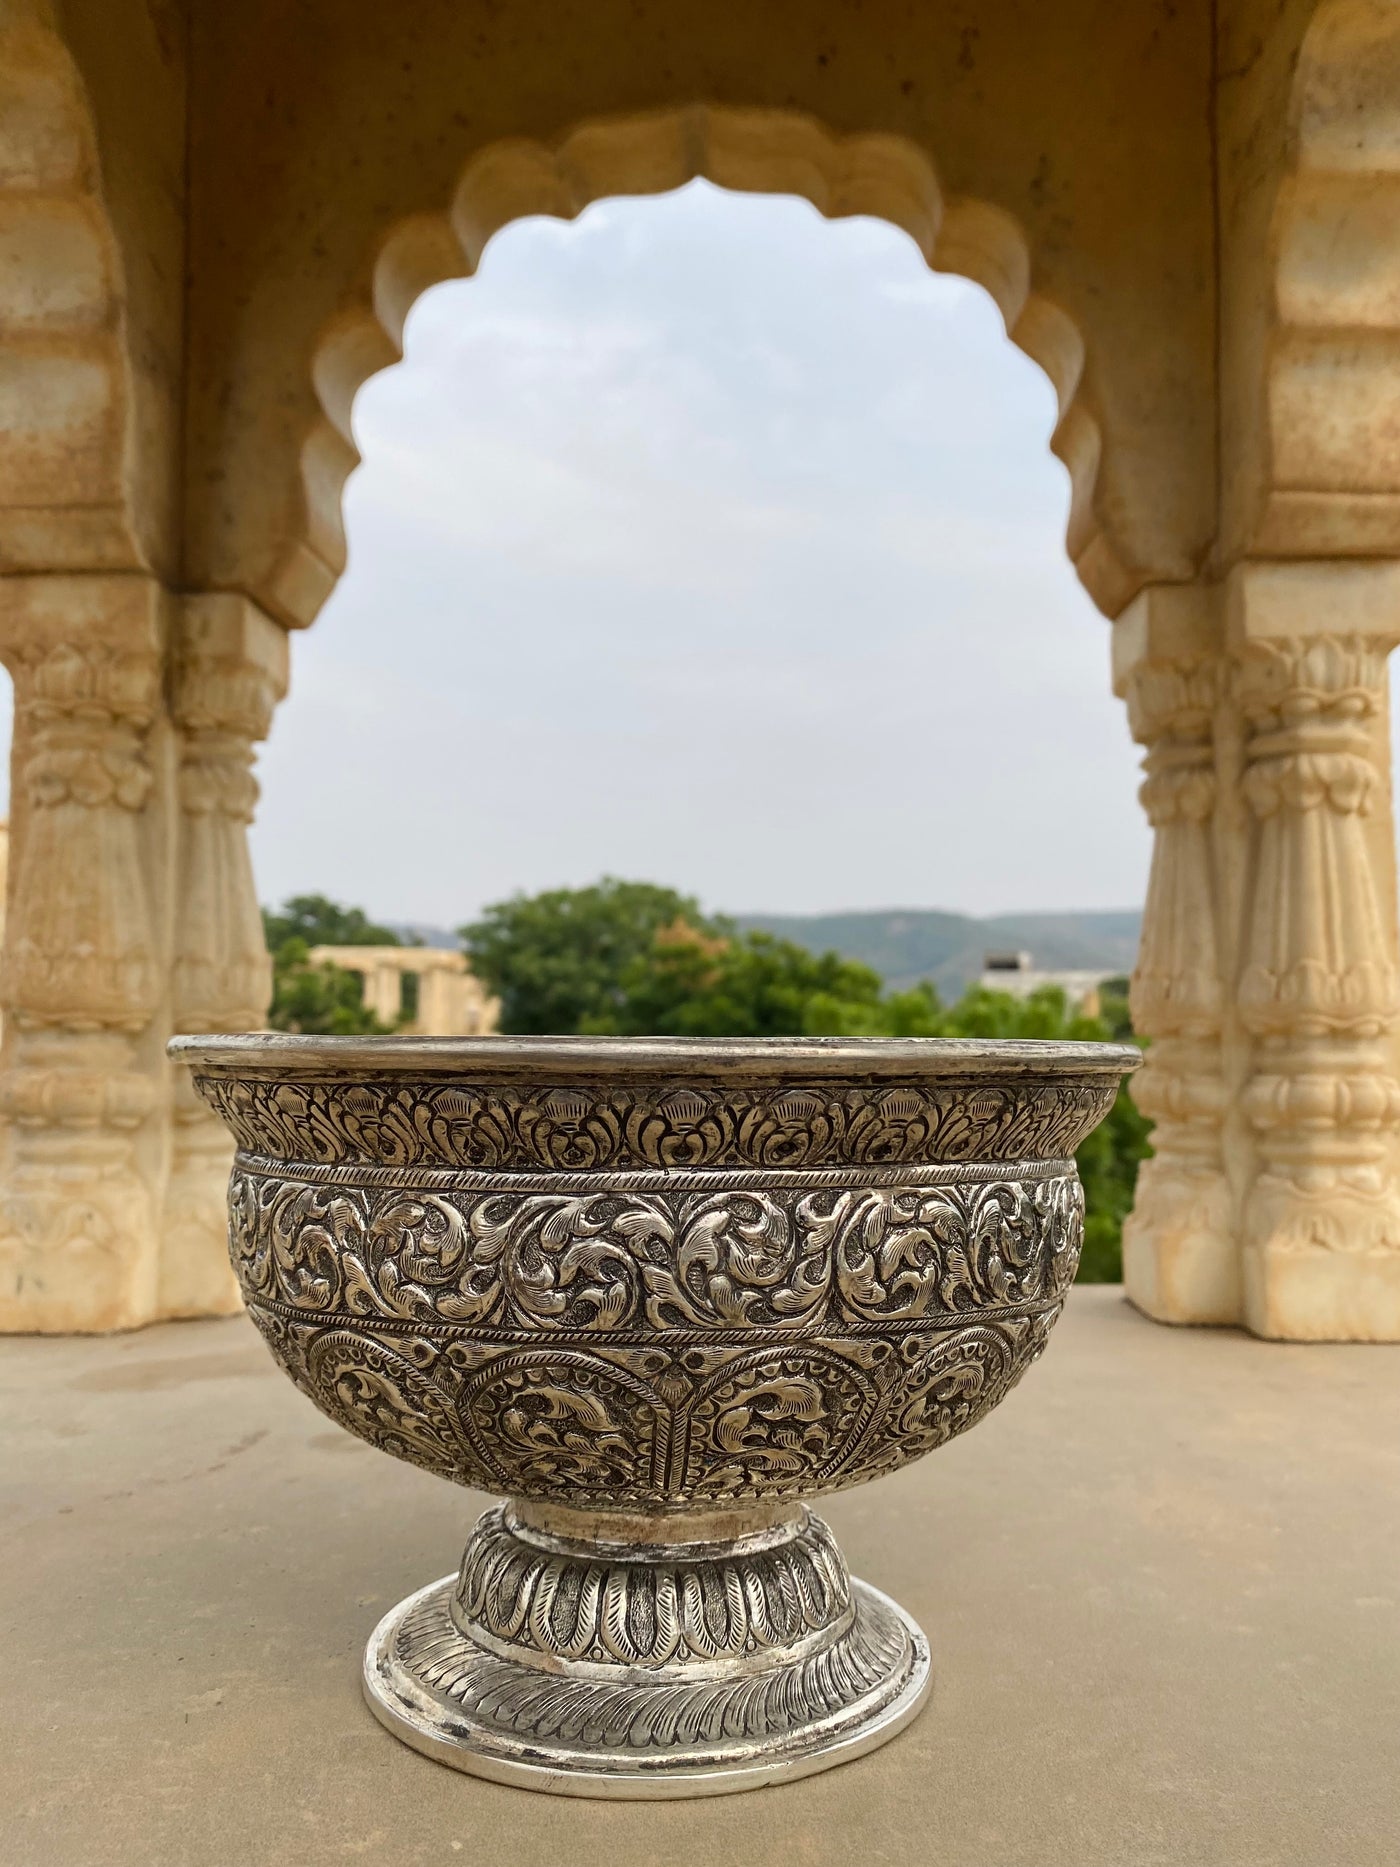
[280,107,1123,631]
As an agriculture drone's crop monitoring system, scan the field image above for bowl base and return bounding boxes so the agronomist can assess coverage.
[362,1569,930,1799]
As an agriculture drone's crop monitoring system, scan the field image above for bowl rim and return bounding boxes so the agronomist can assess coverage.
[168,1032,1140,1081]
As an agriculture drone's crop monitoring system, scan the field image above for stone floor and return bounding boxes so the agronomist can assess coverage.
[2,1289,1397,1866]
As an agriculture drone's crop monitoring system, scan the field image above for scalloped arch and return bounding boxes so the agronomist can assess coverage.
[272,104,1128,629]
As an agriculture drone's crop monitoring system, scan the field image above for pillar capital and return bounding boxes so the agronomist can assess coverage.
[1225,558,1400,651]
[0,571,166,722]
[173,592,290,741]
[1111,581,1222,692]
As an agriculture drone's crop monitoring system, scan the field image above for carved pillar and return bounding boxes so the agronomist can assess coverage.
[1229,562,1400,1341]
[365,961,402,1027]
[1114,586,1238,1323]
[0,575,168,1332]
[162,595,288,1318]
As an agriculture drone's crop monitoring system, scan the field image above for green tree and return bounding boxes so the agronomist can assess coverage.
[262,894,403,1035]
[464,879,1150,1281]
[263,893,402,952]
[593,927,895,1037]
[461,879,712,1035]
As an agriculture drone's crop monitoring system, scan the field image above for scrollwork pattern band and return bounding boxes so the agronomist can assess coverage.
[230,1168,1083,1331]
[233,1162,1077,1510]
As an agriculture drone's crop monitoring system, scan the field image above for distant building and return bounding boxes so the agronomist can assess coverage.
[308,946,499,1035]
[978,949,1118,1016]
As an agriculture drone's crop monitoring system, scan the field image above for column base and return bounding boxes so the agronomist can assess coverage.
[1243,1245,1400,1340]
[0,1176,158,1333]
[1243,1175,1400,1340]
[1122,1163,1240,1325]
[159,1108,242,1320]
[362,1503,930,1799]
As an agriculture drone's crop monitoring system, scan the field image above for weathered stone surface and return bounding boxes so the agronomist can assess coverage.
[2,1292,1396,1863]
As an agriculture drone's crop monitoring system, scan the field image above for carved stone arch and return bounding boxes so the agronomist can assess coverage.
[1246,0,1400,558]
[0,0,164,576]
[260,105,1141,632]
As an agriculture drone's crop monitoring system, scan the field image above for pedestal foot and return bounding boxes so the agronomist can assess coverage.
[361,1504,931,1799]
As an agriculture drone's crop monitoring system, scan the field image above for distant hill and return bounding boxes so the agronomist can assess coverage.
[387,922,464,949]
[391,906,1142,1002]
[735,908,1142,999]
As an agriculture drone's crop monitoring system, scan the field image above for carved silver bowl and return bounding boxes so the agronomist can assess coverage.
[173,1033,1138,1797]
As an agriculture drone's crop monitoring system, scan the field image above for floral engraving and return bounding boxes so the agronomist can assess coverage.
[679,1348,875,1498]
[459,1352,665,1501]
[303,1329,476,1480]
[393,1573,914,1751]
[230,1170,1083,1333]
[241,1308,1050,1508]
[452,1505,850,1670]
[187,1039,1129,1781]
[197,1071,1116,1173]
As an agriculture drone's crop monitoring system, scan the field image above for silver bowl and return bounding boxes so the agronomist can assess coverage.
[173,1033,1138,1798]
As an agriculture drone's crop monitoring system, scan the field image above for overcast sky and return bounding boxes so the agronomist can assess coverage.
[5,182,1167,926]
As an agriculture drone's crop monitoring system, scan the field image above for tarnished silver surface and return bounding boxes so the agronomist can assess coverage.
[175,1034,1137,1796]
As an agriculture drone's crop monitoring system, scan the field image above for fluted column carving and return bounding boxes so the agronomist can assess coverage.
[1230,564,1400,1340]
[0,576,167,1332]
[161,596,288,1317]
[1114,587,1236,1323]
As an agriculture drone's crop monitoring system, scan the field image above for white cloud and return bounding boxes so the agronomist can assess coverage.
[249,183,1151,922]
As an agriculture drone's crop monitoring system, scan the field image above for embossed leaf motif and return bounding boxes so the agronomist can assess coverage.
[709,1376,829,1482]
[229,1172,273,1296]
[827,1182,1066,1319]
[501,1383,631,1477]
[462,1359,658,1499]
[618,1192,832,1329]
[832,1189,958,1320]
[969,1183,1043,1303]
[261,1182,366,1310]
[1035,1176,1085,1295]
[358,1194,498,1324]
[470,1195,641,1330]
[234,1168,1081,1336]
[677,1195,790,1324]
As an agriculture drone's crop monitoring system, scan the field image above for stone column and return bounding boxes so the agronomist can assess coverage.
[0,575,168,1332]
[364,961,403,1027]
[414,959,450,1035]
[1114,586,1238,1324]
[1229,562,1400,1341]
[161,595,288,1317]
